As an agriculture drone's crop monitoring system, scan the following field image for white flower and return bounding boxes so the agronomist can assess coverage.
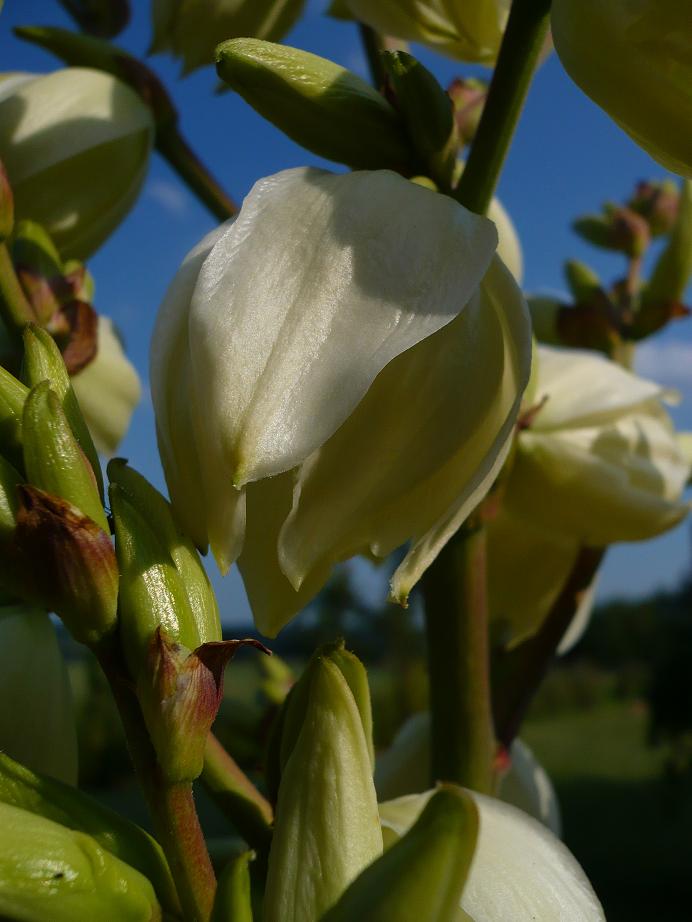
[151,167,531,635]
[380,788,605,921]
[0,68,153,259]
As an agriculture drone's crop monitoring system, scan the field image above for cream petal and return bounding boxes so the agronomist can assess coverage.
[380,790,605,921]
[280,257,530,609]
[556,575,598,655]
[187,167,497,493]
[498,739,562,837]
[488,197,523,283]
[71,317,141,455]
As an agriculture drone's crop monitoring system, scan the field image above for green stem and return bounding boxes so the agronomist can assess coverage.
[454,0,551,214]
[422,522,495,793]
[491,546,604,748]
[95,641,216,922]
[0,242,34,341]
[157,126,237,222]
[202,734,273,856]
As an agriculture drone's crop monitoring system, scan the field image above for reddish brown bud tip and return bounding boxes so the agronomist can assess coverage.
[447,77,488,145]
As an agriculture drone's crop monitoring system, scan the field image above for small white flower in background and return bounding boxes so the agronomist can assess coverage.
[0,68,154,259]
[71,317,141,455]
[335,0,511,65]
[380,788,605,921]
[0,605,78,785]
[151,167,532,636]
[488,344,691,647]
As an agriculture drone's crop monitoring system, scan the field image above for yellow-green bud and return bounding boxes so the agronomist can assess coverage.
[645,180,692,307]
[0,454,20,534]
[211,849,254,922]
[264,655,382,922]
[216,39,417,173]
[0,752,180,916]
[552,0,692,178]
[0,802,162,921]
[0,363,28,469]
[323,786,478,922]
[0,67,154,259]
[563,260,601,304]
[152,0,307,74]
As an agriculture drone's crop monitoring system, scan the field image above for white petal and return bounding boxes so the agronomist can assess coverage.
[188,167,497,492]
[498,740,562,837]
[488,197,523,283]
[380,790,605,921]
[557,575,598,655]
[531,345,664,432]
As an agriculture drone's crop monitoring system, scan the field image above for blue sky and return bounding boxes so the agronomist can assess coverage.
[3,0,692,625]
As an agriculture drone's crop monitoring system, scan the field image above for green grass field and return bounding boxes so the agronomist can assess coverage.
[524,702,692,922]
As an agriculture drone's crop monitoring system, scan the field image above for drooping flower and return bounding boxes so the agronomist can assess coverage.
[151,167,531,635]
[0,68,153,259]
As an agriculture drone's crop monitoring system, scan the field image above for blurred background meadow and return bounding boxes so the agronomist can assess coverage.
[3,2,692,918]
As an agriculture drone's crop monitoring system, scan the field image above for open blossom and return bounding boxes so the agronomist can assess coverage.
[151,167,531,635]
[336,0,511,65]
[488,345,691,647]
[0,68,153,259]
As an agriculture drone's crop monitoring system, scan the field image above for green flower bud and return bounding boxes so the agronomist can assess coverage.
[22,381,108,533]
[448,77,488,146]
[0,751,180,916]
[628,179,680,237]
[323,786,478,922]
[58,0,130,39]
[23,324,103,498]
[264,656,382,922]
[645,180,692,307]
[152,0,307,74]
[0,453,20,534]
[563,260,601,304]
[552,0,692,178]
[211,849,254,922]
[381,51,458,189]
[0,157,12,241]
[12,219,65,325]
[573,207,650,258]
[0,802,162,921]
[0,68,154,259]
[0,606,78,785]
[216,39,417,173]
[0,362,28,469]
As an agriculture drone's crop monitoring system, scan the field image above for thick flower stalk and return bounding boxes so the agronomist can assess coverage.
[488,345,691,647]
[151,166,531,636]
[0,67,153,258]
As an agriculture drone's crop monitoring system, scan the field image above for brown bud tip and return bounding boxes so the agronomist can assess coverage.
[46,300,99,374]
[447,77,488,145]
[628,179,680,236]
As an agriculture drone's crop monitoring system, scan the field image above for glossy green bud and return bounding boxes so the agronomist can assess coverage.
[0,607,78,785]
[552,0,692,178]
[152,0,306,74]
[0,802,162,921]
[264,656,382,922]
[563,260,601,304]
[12,220,64,324]
[23,324,103,498]
[381,51,458,189]
[0,67,154,259]
[0,752,180,916]
[0,454,21,534]
[22,381,107,532]
[211,849,254,922]
[0,363,28,469]
[108,459,221,644]
[323,786,478,922]
[216,39,417,172]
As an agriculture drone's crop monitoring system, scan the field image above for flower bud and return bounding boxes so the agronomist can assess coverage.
[324,786,478,922]
[58,0,130,38]
[0,157,13,241]
[216,40,417,173]
[552,0,692,177]
[573,207,650,258]
[23,324,103,498]
[0,363,28,469]
[211,850,254,922]
[643,180,692,309]
[0,751,180,916]
[22,381,108,533]
[264,656,382,922]
[381,51,458,189]
[0,67,154,259]
[380,789,605,919]
[0,454,20,534]
[564,260,601,304]
[152,0,306,74]
[12,220,65,325]
[0,606,78,784]
[0,802,162,921]
[448,77,488,146]
[337,0,510,65]
[628,179,680,237]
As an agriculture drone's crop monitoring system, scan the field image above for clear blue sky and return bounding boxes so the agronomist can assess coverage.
[3,0,692,625]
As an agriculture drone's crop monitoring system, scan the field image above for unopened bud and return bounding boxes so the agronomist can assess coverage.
[573,207,650,258]
[57,0,130,39]
[0,802,162,921]
[264,656,382,922]
[211,849,254,922]
[0,158,13,241]
[216,39,417,173]
[645,180,692,307]
[11,485,117,646]
[0,454,21,534]
[0,365,28,470]
[323,786,478,922]
[628,179,680,236]
[12,220,64,325]
[381,51,458,189]
[447,77,488,146]
[563,260,601,303]
[23,325,103,498]
[138,627,266,782]
[22,381,107,533]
